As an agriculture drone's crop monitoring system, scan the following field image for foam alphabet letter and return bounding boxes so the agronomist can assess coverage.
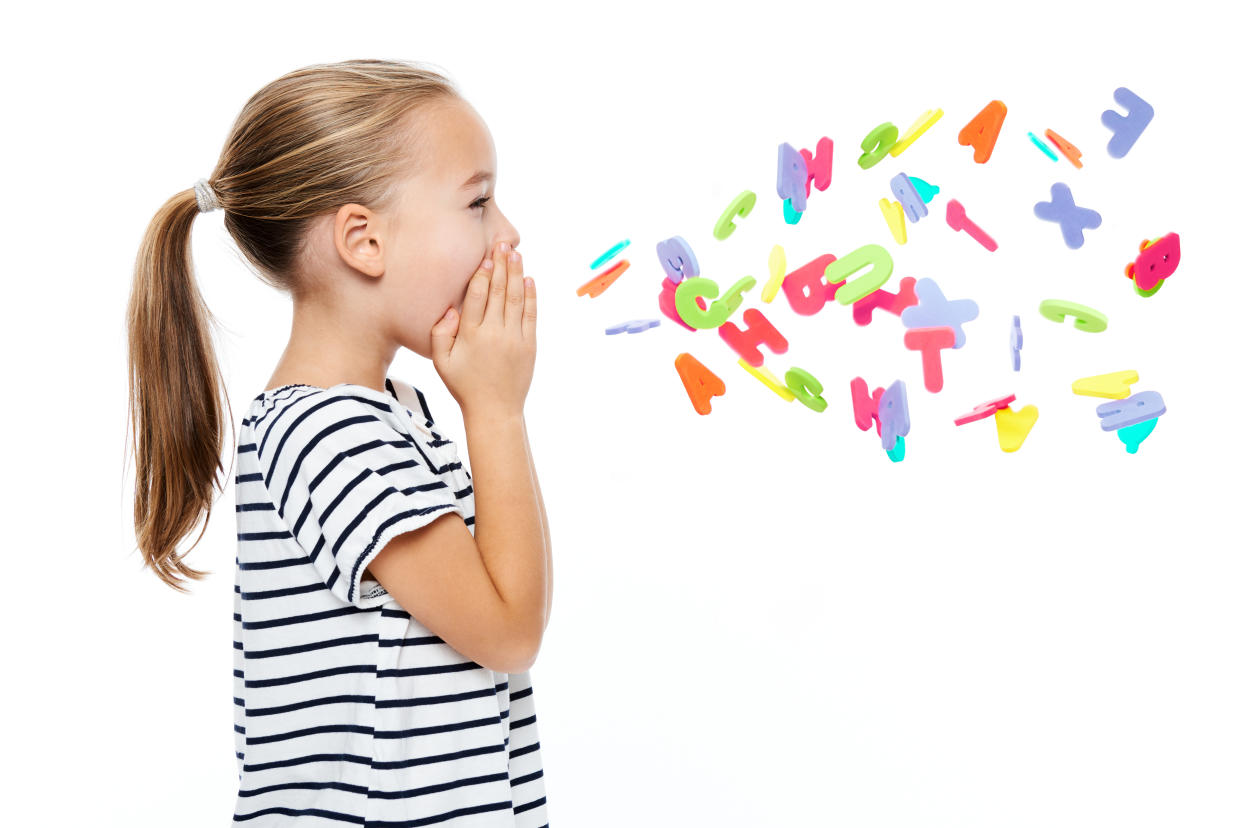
[995,405,1039,452]
[858,123,899,169]
[655,235,700,284]
[890,108,943,157]
[1101,87,1154,159]
[850,376,885,434]
[675,277,726,329]
[1071,370,1139,399]
[714,190,758,241]
[878,198,907,244]
[717,307,789,368]
[877,380,910,451]
[1038,299,1108,333]
[852,276,917,326]
[958,100,1007,163]
[1096,391,1166,431]
[780,253,840,315]
[823,244,894,305]
[776,144,808,213]
[799,137,833,194]
[658,276,707,332]
[675,352,725,415]
[904,327,956,392]
[785,367,828,412]
[890,172,928,222]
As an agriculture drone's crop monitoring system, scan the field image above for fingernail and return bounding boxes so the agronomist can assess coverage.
[499,241,511,253]
[509,251,519,263]
[482,258,493,269]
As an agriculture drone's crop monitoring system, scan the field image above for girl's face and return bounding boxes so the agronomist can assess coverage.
[379,97,520,358]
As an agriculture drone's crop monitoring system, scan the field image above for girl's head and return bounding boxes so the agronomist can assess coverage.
[126,58,517,589]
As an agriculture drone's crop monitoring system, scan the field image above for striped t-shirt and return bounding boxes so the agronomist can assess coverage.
[232,376,549,826]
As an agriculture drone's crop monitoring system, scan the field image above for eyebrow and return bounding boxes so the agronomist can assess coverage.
[459,170,494,190]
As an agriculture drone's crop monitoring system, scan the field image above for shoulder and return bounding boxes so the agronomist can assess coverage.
[387,376,438,429]
[255,386,407,471]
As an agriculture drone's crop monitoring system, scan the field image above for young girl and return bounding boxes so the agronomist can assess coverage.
[125,59,551,826]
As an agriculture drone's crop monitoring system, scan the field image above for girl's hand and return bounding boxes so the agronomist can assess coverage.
[430,241,536,418]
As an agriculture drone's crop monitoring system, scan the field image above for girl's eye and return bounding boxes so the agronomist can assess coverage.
[470,196,490,211]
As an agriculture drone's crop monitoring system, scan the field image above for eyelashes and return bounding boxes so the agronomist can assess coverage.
[470,196,491,211]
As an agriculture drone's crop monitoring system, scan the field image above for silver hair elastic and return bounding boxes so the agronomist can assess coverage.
[194,178,221,213]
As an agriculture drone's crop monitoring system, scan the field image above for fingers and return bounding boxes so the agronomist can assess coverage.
[461,254,494,330]
[522,271,536,342]
[484,242,509,328]
[504,247,524,328]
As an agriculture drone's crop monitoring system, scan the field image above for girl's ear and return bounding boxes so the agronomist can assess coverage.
[333,203,386,278]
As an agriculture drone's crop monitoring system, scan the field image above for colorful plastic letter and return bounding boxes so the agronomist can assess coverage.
[958,100,1007,163]
[886,434,906,462]
[781,253,839,315]
[878,380,910,451]
[714,190,757,241]
[1028,132,1058,161]
[954,394,1016,426]
[945,199,998,252]
[1127,233,1180,291]
[1039,299,1108,333]
[776,144,808,213]
[576,259,629,297]
[824,243,893,305]
[605,318,660,334]
[786,367,828,412]
[890,172,928,222]
[675,353,725,415]
[1072,370,1139,399]
[1101,87,1154,159]
[1118,418,1158,453]
[738,358,795,402]
[904,327,956,393]
[1096,391,1165,431]
[783,198,804,225]
[891,108,943,157]
[909,177,939,204]
[800,137,833,192]
[995,405,1038,452]
[659,276,707,332]
[1010,315,1022,371]
[852,276,917,326]
[858,123,899,169]
[762,244,786,303]
[718,307,789,368]
[675,277,729,329]
[591,239,631,270]
[879,198,907,245]
[1034,182,1102,249]
[850,376,885,434]
[655,235,700,283]
[900,278,979,348]
[717,276,757,317]
[1045,129,1083,168]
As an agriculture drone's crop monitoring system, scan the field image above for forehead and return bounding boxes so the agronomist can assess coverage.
[416,98,496,190]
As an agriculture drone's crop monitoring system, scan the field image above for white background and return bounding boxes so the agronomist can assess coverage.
[3,1,1238,825]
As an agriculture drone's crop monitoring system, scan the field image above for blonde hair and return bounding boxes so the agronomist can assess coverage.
[125,59,462,590]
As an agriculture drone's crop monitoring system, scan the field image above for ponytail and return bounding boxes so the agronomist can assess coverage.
[125,186,234,591]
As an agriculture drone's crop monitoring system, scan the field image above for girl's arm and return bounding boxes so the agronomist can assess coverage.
[522,418,552,633]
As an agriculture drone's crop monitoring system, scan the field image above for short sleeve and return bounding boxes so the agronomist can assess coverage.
[255,389,468,608]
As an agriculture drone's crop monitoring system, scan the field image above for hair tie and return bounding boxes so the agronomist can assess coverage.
[194,178,221,213]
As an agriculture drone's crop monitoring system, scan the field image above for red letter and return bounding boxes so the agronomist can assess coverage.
[904,327,956,392]
[780,253,840,315]
[718,308,789,368]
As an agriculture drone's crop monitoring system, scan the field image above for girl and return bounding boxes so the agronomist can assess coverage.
[125,59,551,826]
